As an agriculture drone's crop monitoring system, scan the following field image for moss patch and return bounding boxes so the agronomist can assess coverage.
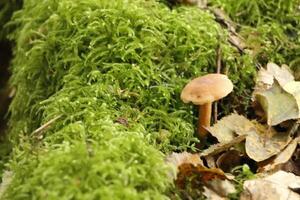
[2,0,258,198]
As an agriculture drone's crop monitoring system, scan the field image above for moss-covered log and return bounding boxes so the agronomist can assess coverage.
[1,0,299,198]
[0,0,258,198]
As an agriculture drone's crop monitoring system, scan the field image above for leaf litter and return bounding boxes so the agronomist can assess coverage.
[168,62,300,199]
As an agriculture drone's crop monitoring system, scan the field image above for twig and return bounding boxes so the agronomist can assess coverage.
[214,44,222,123]
[32,115,62,137]
[210,8,246,54]
[195,4,246,54]
[200,134,247,157]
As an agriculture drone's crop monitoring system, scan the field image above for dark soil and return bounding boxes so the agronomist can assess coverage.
[0,40,12,136]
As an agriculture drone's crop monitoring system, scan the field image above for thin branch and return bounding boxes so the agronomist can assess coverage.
[32,115,62,137]
[214,44,222,123]
[200,134,247,157]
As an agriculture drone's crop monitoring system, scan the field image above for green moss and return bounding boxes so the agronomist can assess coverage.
[4,134,171,199]
[3,0,257,198]
[228,165,255,200]
[211,0,300,68]
[7,0,255,145]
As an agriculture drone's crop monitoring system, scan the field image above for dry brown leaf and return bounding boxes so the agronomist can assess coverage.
[261,137,300,172]
[166,152,203,179]
[245,124,292,162]
[175,163,226,189]
[241,171,300,200]
[207,113,292,162]
[207,114,252,143]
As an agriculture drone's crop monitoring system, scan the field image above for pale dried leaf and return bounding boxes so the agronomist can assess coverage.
[267,63,294,87]
[253,62,294,98]
[256,67,274,89]
[245,125,291,162]
[166,152,202,167]
[255,82,299,125]
[207,114,252,143]
[241,171,300,200]
[283,81,300,116]
[262,137,300,172]
[206,179,236,197]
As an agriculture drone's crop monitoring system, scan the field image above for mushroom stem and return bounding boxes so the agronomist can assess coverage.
[198,102,212,139]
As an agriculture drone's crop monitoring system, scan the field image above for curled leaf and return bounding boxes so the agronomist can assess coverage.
[245,124,292,162]
[175,163,226,189]
[255,81,299,125]
[200,134,247,157]
[207,114,252,143]
[241,171,300,200]
[261,137,300,172]
[266,63,294,87]
[283,81,300,113]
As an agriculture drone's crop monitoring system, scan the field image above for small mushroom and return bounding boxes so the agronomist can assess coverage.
[181,73,233,140]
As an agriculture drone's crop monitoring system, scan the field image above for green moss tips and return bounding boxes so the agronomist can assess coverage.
[3,136,171,200]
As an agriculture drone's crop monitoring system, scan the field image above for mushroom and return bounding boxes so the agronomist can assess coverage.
[181,73,233,140]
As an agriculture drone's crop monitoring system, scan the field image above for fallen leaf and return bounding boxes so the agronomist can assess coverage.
[283,81,300,113]
[254,63,294,95]
[256,67,274,88]
[261,137,300,172]
[175,163,226,189]
[205,179,236,197]
[166,152,203,180]
[255,81,299,125]
[245,124,292,162]
[241,171,300,200]
[203,187,226,200]
[166,152,202,168]
[267,63,294,87]
[207,114,252,143]
[200,134,246,157]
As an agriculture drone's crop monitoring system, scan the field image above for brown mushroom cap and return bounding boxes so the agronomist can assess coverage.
[181,74,233,105]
